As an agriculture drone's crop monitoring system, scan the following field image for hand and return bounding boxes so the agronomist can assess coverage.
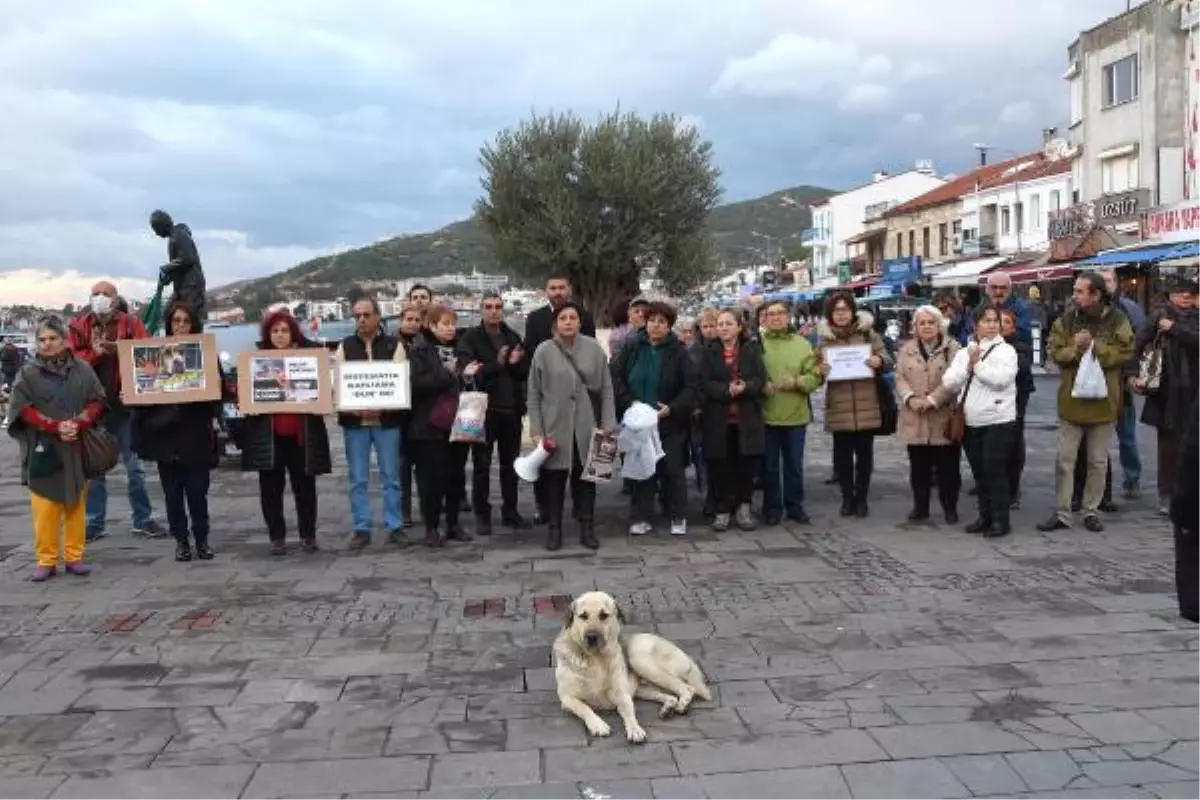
[509,346,523,365]
[763,381,775,397]
[779,376,797,391]
[496,346,510,365]
[819,362,831,378]
[729,380,744,397]
[967,347,981,366]
[1074,330,1093,352]
[866,355,883,371]
[463,361,482,378]
[1130,377,1147,394]
[656,403,670,419]
[1159,317,1174,332]
[443,359,459,374]
[58,420,79,441]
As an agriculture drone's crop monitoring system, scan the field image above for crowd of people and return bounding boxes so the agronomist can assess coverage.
[5,267,1197,622]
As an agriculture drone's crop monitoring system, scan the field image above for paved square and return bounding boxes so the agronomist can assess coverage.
[0,385,1194,798]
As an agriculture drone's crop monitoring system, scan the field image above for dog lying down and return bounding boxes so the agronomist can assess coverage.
[553,590,711,743]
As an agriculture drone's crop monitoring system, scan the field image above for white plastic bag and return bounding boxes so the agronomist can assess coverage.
[449,390,488,443]
[617,402,664,480]
[1071,345,1109,400]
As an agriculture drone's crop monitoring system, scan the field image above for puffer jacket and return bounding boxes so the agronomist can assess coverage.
[817,311,893,432]
[894,335,960,446]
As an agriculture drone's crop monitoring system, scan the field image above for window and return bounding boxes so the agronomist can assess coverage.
[1101,155,1139,194]
[1102,55,1138,108]
[952,219,963,236]
[1069,78,1083,125]
[1001,206,1012,235]
[939,222,949,256]
[896,232,903,256]
[1049,189,1061,211]
[908,230,915,258]
[1030,194,1042,229]
[1014,202,1024,233]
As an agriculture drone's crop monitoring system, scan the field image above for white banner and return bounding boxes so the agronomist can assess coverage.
[336,360,411,411]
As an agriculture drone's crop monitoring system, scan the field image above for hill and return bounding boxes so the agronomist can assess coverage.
[216,183,833,302]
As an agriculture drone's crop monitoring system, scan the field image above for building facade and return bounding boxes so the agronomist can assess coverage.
[804,167,946,281]
[1065,0,1190,207]
[958,150,1073,256]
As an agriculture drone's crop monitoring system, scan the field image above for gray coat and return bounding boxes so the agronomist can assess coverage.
[7,354,106,505]
[527,336,617,471]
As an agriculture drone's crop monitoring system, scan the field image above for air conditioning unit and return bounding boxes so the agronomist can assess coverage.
[952,232,964,252]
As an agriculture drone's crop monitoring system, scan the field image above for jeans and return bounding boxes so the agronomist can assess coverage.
[259,435,317,541]
[763,425,807,517]
[159,463,211,545]
[85,412,153,535]
[964,422,1016,528]
[343,425,403,534]
[1115,390,1141,489]
[471,411,522,517]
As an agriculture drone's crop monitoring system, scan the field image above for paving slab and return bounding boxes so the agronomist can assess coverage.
[0,389,1192,797]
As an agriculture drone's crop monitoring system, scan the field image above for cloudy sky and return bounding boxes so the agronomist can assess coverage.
[0,0,1124,306]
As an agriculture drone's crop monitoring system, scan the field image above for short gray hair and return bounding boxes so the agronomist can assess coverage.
[675,315,696,332]
[35,314,68,340]
[480,291,503,307]
[912,304,949,333]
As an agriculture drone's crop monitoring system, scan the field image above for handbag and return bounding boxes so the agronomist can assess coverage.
[429,393,457,431]
[1138,333,1164,394]
[556,343,602,426]
[871,372,898,437]
[27,434,62,480]
[81,426,120,479]
[946,344,997,444]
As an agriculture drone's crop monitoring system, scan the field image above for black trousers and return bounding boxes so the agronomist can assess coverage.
[907,444,961,515]
[258,435,317,542]
[833,431,875,502]
[400,448,414,523]
[542,446,594,530]
[160,462,211,545]
[709,426,759,515]
[631,430,689,521]
[1175,525,1198,622]
[963,422,1016,527]
[471,411,521,517]
[413,438,466,531]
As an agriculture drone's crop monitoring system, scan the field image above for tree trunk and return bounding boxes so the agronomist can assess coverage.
[573,268,639,327]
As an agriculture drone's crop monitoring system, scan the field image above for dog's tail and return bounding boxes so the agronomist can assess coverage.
[685,661,712,702]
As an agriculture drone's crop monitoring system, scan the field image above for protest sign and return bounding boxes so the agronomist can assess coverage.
[237,348,333,415]
[336,360,411,411]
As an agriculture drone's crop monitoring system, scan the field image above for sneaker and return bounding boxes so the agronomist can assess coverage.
[270,541,287,556]
[1083,514,1105,532]
[301,538,320,553]
[502,511,532,530]
[736,504,758,531]
[787,510,812,526]
[628,521,652,536]
[1037,514,1070,532]
[711,513,731,532]
[85,529,107,543]
[1159,504,1170,517]
[670,518,687,536]
[63,561,92,576]
[1122,483,1141,499]
[30,565,56,582]
[347,532,371,551]
[386,529,412,548]
[132,521,168,539]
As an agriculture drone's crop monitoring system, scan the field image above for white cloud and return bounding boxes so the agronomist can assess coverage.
[998,100,1036,125]
[710,33,861,99]
[901,61,941,81]
[838,83,891,112]
[859,54,893,79]
[901,111,925,125]
[0,269,157,309]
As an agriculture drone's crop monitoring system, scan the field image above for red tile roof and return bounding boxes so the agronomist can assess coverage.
[883,151,1052,216]
[976,155,1071,190]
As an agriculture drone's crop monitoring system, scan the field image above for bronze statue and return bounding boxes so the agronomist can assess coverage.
[150,210,207,322]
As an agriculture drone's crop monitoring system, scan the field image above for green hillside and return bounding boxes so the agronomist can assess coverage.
[220,183,832,300]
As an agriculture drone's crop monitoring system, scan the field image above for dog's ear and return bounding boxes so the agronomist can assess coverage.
[564,599,575,629]
[615,603,627,626]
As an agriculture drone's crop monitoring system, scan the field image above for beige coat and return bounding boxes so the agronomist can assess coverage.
[817,311,892,433]
[894,336,960,446]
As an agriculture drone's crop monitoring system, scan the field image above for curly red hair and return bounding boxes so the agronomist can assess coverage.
[260,309,303,348]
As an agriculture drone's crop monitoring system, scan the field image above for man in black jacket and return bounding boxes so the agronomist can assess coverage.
[150,210,207,322]
[458,292,531,534]
[1172,399,1198,623]
[520,273,596,523]
[0,340,24,387]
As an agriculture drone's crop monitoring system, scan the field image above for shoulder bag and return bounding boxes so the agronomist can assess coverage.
[81,426,120,478]
[556,343,602,426]
[946,344,997,444]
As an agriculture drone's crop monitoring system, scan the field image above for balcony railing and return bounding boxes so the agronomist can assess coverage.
[959,234,997,256]
[801,228,830,244]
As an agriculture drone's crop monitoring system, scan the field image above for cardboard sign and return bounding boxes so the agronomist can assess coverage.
[336,360,411,411]
[117,333,221,406]
[237,348,334,415]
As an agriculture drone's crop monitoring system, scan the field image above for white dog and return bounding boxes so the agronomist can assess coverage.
[552,590,712,743]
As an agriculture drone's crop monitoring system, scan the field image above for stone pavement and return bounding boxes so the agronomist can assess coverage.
[0,382,1195,799]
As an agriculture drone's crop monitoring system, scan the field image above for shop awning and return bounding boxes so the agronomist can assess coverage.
[930,256,1007,288]
[1076,240,1199,267]
[981,263,1076,285]
[842,227,887,246]
[838,277,880,291]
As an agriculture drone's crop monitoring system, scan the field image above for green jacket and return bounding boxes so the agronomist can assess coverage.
[1049,303,1135,425]
[759,330,823,426]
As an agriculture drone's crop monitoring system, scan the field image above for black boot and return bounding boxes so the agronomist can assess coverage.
[854,498,870,518]
[194,533,214,560]
[475,513,493,536]
[546,525,563,551]
[840,495,855,517]
[174,537,192,562]
[579,520,599,550]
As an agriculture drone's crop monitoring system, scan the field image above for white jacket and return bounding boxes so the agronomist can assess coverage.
[935,336,1019,427]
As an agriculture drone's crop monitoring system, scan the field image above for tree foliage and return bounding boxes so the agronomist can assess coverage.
[474,109,722,324]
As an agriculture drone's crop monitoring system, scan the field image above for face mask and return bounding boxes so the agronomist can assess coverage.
[91,294,113,316]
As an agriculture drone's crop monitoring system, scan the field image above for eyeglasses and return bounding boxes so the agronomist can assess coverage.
[765,310,787,317]
[353,312,374,319]
[483,304,503,310]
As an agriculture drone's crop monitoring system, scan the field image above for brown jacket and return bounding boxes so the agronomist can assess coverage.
[894,335,960,446]
[817,311,893,433]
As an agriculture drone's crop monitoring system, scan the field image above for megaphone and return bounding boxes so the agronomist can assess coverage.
[515,439,554,482]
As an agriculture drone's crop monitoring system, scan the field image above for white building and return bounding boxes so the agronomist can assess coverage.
[958,146,1074,256]
[1064,0,1190,206]
[805,165,947,280]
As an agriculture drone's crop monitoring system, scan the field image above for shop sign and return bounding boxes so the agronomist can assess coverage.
[1049,189,1149,239]
[881,255,922,282]
[1142,200,1200,244]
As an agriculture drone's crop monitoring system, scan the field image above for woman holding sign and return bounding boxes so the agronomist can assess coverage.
[817,291,893,519]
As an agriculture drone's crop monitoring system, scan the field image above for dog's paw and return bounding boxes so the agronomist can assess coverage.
[658,698,678,718]
[675,689,695,714]
[586,718,612,738]
[625,722,647,744]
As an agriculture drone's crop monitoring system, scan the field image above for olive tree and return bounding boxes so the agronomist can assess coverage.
[475,109,721,323]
